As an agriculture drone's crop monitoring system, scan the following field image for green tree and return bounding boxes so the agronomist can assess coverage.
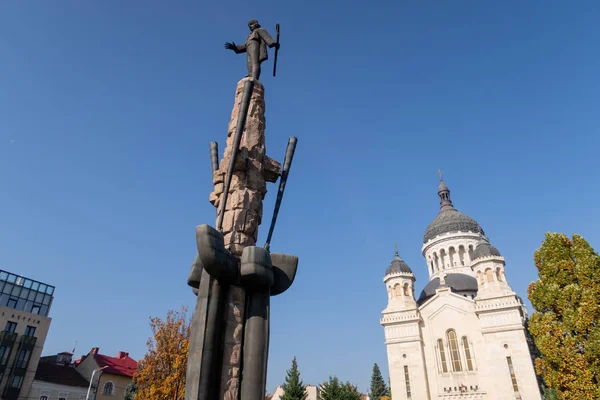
[369,363,389,400]
[124,382,138,400]
[528,233,600,400]
[280,357,308,400]
[318,376,361,400]
[340,381,361,400]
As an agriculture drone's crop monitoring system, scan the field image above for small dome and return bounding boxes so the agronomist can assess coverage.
[385,252,413,275]
[423,208,484,243]
[417,273,478,304]
[472,240,501,260]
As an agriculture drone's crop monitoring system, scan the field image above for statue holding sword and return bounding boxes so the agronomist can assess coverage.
[224,19,280,80]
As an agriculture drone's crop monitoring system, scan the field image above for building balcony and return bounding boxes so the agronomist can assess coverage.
[2,386,20,400]
[0,332,17,347]
[19,335,36,350]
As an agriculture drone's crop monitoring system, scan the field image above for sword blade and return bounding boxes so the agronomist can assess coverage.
[272,23,280,77]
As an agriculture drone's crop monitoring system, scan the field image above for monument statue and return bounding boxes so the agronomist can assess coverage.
[186,20,297,400]
[224,19,280,80]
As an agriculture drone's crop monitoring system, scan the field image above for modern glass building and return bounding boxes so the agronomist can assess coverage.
[0,270,55,399]
[0,271,54,317]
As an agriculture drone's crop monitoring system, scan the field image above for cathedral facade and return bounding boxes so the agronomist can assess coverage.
[381,178,541,400]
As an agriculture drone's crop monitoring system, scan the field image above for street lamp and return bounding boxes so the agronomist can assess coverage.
[86,365,108,400]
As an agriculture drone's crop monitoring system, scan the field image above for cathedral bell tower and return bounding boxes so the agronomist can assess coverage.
[381,248,431,400]
[383,246,416,310]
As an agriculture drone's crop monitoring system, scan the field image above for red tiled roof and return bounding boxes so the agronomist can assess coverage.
[35,363,90,388]
[93,353,138,378]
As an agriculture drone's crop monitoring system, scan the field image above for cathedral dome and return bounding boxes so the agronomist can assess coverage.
[423,175,484,243]
[472,240,501,260]
[417,273,478,304]
[423,209,484,243]
[385,248,412,275]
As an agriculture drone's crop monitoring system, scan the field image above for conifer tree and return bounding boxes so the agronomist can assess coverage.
[341,381,362,400]
[280,357,308,400]
[528,233,600,400]
[319,376,361,400]
[369,363,389,400]
[319,376,340,400]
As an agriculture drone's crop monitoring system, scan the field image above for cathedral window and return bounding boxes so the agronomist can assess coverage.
[458,245,466,266]
[506,356,519,392]
[434,253,439,271]
[440,249,447,269]
[485,269,495,283]
[468,245,474,262]
[403,283,409,296]
[496,267,503,282]
[462,336,474,371]
[477,271,484,285]
[447,330,463,372]
[437,339,448,373]
[394,284,401,297]
[449,247,456,267]
[430,260,434,275]
[403,365,411,398]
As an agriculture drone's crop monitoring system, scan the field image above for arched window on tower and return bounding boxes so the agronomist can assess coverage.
[468,245,475,262]
[387,287,392,299]
[496,267,503,282]
[462,336,474,371]
[403,283,409,296]
[440,249,447,269]
[458,245,466,266]
[477,271,484,285]
[430,260,434,275]
[434,253,439,271]
[485,269,495,283]
[394,284,402,297]
[447,330,463,372]
[437,339,448,373]
[449,247,456,267]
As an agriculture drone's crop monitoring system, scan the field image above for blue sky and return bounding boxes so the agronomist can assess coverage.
[1,0,599,394]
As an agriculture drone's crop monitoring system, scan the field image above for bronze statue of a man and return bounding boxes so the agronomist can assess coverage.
[225,19,279,81]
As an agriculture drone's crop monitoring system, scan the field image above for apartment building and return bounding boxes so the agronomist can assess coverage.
[0,270,54,399]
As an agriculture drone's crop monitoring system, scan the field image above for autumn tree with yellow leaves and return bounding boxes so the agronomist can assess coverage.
[134,307,191,400]
[528,233,600,400]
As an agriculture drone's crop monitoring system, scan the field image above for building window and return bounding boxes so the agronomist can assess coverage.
[16,349,31,368]
[31,304,41,314]
[103,381,115,395]
[7,298,17,308]
[496,268,503,282]
[506,356,519,392]
[403,283,409,296]
[485,269,494,283]
[40,397,49,400]
[462,336,474,371]
[447,330,463,372]
[394,284,401,297]
[437,339,448,373]
[24,326,36,337]
[10,374,23,389]
[403,365,411,398]
[4,321,17,333]
[0,345,9,366]
[476,271,484,285]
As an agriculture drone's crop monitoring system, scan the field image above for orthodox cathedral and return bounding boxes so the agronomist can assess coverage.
[381,177,541,400]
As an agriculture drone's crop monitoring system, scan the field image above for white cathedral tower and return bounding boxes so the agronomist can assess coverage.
[381,177,541,400]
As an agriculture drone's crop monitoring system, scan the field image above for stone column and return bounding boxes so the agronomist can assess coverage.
[209,77,279,400]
